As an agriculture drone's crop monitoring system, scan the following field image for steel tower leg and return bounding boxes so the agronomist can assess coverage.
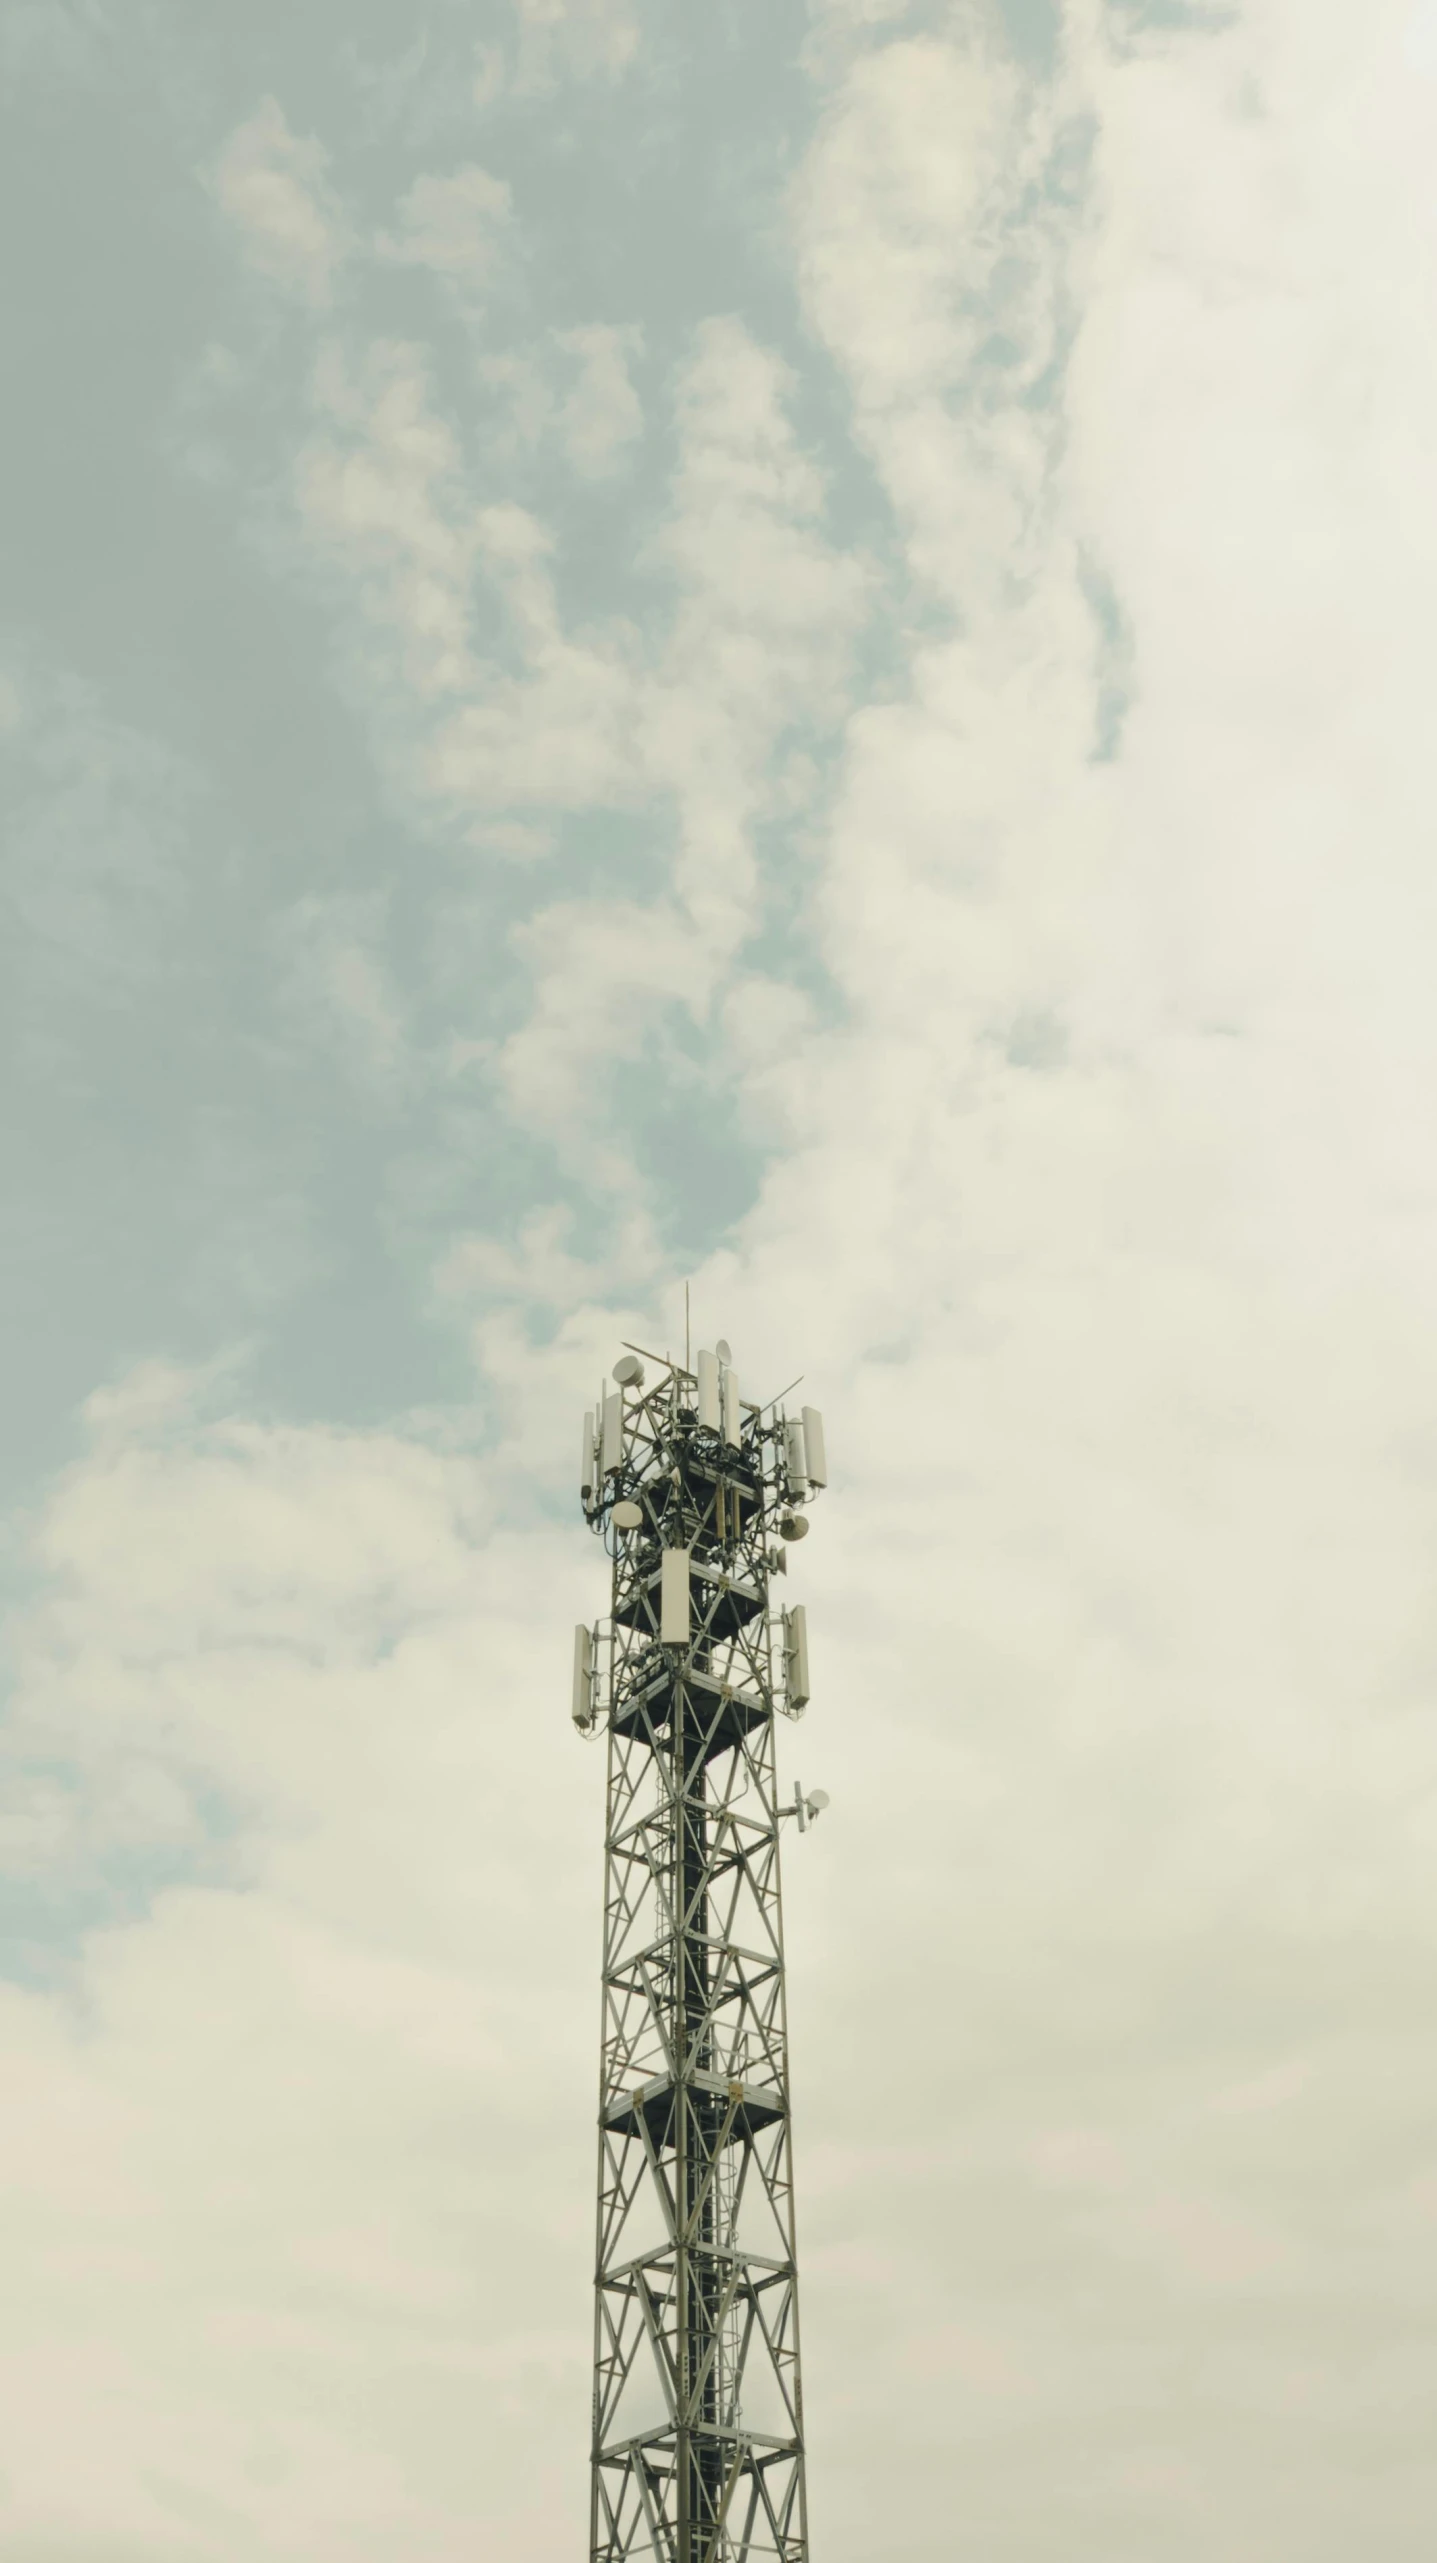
[575,1348,827,2563]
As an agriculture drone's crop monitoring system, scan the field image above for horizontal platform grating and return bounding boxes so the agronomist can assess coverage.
[611,1663,770,1760]
[604,2069,787,2149]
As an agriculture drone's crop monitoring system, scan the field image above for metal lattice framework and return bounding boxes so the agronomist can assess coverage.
[573,1345,828,2563]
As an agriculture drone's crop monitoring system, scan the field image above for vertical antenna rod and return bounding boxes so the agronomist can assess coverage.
[574,1346,828,2562]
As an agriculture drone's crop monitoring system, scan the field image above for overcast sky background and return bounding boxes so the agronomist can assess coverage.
[5,0,1437,2555]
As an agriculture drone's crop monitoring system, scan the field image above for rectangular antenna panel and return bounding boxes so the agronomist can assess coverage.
[581,1410,596,1500]
[572,1622,594,1724]
[801,1407,827,1489]
[660,1548,691,1644]
[696,1349,720,1432]
[600,1391,622,1477]
[784,1418,808,1489]
[721,1368,741,1449]
[785,1604,811,1711]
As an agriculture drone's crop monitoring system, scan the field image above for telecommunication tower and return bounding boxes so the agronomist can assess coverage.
[572,1340,830,2563]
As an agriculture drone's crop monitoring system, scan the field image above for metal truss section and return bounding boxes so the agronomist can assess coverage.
[575,1346,827,2563]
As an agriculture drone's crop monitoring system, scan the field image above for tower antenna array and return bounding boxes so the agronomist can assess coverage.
[573,1342,830,2562]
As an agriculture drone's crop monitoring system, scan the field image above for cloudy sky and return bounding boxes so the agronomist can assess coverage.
[5,0,1437,2554]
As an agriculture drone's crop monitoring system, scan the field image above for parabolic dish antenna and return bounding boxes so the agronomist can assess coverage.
[715,1338,732,1365]
[612,1500,643,1531]
[612,1353,645,1388]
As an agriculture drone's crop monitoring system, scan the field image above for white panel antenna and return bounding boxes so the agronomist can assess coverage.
[784,1604,810,1712]
[696,1349,720,1432]
[800,1407,827,1489]
[660,1547,692,1644]
[600,1391,623,1477]
[572,1623,595,1727]
[784,1418,808,1490]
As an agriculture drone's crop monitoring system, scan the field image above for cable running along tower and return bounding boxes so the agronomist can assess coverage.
[574,1342,829,2563]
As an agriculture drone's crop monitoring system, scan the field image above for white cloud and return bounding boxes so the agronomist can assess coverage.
[475,347,557,463]
[670,5,1437,2545]
[278,894,407,1088]
[495,894,709,1169]
[0,1392,598,2558]
[795,28,1064,602]
[379,163,512,284]
[719,970,820,1148]
[213,98,349,306]
[513,0,641,88]
[555,323,643,476]
[292,309,863,1153]
[437,1200,661,1315]
[487,319,866,1140]
[468,0,642,98]
[296,342,646,829]
[428,499,642,810]
[21,5,1437,2552]
[1409,0,1437,72]
[297,339,486,706]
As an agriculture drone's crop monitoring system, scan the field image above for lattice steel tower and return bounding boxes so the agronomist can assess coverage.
[572,1340,829,2563]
